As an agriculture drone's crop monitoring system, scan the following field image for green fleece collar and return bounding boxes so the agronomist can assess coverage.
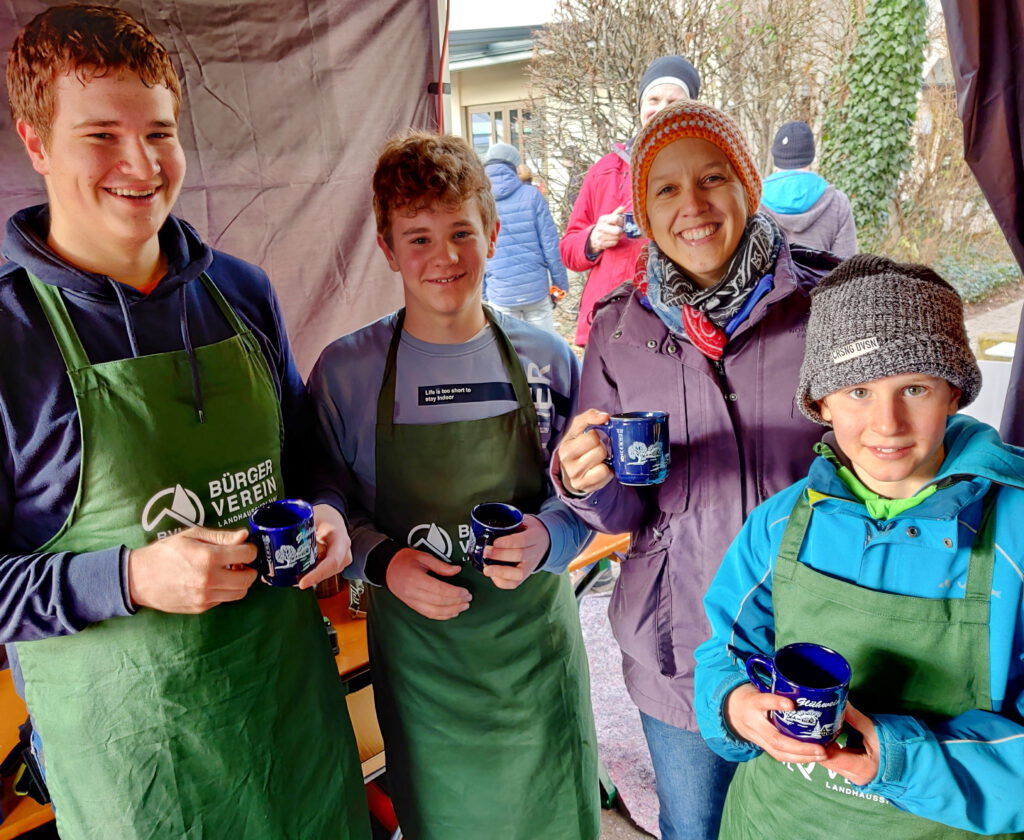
[813,442,937,519]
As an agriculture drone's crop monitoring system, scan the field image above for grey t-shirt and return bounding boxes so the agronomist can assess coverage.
[308,308,588,579]
[394,325,554,444]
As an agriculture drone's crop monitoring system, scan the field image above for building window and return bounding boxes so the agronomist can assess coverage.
[466,101,530,154]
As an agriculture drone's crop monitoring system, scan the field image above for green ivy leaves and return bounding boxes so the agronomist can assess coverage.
[820,0,928,248]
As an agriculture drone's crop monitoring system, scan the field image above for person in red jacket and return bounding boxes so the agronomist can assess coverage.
[560,55,700,345]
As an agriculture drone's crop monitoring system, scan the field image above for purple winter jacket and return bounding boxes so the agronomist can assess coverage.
[553,244,838,730]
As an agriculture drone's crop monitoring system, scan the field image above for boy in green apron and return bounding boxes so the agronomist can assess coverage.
[308,132,600,839]
[0,6,369,838]
[694,255,1024,838]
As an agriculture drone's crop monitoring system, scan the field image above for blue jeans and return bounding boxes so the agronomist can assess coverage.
[640,711,735,840]
[487,298,558,334]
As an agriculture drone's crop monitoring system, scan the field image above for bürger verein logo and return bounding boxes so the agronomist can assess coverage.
[142,484,205,533]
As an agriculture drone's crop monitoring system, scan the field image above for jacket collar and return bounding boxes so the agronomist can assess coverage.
[807,415,1024,521]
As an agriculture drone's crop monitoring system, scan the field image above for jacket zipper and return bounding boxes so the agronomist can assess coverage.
[713,357,748,520]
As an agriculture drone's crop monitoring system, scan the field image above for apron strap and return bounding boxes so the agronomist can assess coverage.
[197,273,251,341]
[377,311,404,428]
[29,273,91,372]
[962,486,998,604]
[772,490,812,584]
[377,308,542,452]
[28,272,252,374]
[776,485,999,601]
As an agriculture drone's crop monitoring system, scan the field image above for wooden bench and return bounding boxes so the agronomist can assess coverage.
[568,531,630,600]
[0,671,53,839]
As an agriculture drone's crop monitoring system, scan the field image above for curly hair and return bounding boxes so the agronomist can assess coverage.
[372,131,497,244]
[6,4,181,147]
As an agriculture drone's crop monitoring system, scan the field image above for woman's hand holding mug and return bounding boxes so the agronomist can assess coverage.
[588,205,626,253]
[558,409,616,495]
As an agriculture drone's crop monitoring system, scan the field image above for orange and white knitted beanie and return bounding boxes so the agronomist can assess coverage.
[631,100,761,239]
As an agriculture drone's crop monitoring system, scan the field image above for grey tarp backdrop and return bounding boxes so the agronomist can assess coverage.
[0,0,441,373]
[941,1,1024,443]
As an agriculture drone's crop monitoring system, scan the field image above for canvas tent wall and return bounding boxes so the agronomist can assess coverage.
[940,2,1024,443]
[0,0,445,374]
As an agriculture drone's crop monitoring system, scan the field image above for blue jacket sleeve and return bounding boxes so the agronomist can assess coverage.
[0,416,133,643]
[859,696,1024,833]
[533,190,568,292]
[262,283,317,500]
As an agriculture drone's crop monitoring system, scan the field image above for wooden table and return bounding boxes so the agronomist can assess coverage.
[568,532,630,601]
[0,670,53,839]
[318,587,370,684]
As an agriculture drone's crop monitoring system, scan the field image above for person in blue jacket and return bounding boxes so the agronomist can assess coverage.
[761,121,857,258]
[482,142,568,333]
[694,254,1024,838]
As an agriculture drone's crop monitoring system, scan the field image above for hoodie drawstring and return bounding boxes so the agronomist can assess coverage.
[107,278,141,359]
[106,278,205,424]
[178,286,206,424]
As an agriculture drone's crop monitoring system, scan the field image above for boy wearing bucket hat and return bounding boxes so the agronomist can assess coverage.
[560,55,700,346]
[695,254,1024,838]
[555,100,838,839]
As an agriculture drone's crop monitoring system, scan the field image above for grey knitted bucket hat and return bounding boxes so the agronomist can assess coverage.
[797,254,981,425]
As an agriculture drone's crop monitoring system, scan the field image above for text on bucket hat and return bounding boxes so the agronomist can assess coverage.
[636,55,700,109]
[630,100,761,240]
[796,254,981,425]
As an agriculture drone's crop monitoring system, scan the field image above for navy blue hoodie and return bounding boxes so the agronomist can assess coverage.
[0,206,309,682]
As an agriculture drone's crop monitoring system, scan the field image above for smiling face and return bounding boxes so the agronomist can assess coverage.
[639,82,688,128]
[819,373,961,499]
[378,198,498,344]
[645,137,748,289]
[17,70,184,275]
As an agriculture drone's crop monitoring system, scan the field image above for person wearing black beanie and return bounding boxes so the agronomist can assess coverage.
[559,55,700,346]
[761,120,859,258]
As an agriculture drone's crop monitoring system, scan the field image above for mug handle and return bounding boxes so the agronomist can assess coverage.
[481,520,528,567]
[583,423,614,467]
[745,653,776,694]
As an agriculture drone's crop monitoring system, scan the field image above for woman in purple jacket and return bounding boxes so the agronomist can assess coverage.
[554,101,838,839]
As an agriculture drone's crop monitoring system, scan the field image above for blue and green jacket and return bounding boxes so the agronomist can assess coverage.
[695,414,1024,835]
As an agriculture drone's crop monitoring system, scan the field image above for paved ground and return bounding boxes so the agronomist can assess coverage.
[601,803,655,837]
[965,296,1023,354]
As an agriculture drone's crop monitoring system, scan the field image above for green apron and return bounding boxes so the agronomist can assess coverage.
[368,310,599,840]
[721,491,1023,840]
[14,274,369,840]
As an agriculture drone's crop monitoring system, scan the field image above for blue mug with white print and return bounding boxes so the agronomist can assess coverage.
[248,499,318,587]
[586,411,670,485]
[467,502,526,572]
[621,211,643,239]
[745,642,851,744]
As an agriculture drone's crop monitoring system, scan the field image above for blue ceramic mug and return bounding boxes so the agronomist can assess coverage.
[621,211,643,239]
[586,411,670,486]
[248,499,318,587]
[745,642,851,744]
[467,502,525,572]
